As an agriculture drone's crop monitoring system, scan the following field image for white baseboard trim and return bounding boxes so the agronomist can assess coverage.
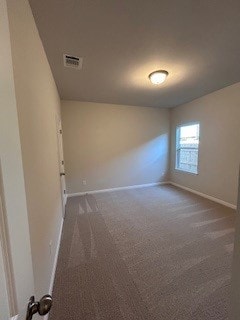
[67,181,170,198]
[169,181,237,210]
[43,217,64,320]
[49,218,64,294]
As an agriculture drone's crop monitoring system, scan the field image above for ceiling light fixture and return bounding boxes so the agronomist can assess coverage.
[149,70,169,85]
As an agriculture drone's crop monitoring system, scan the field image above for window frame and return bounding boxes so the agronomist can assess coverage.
[175,122,200,175]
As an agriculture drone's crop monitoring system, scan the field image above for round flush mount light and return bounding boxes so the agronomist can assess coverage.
[149,70,169,85]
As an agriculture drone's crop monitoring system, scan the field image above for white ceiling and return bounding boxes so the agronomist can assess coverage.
[29,0,240,108]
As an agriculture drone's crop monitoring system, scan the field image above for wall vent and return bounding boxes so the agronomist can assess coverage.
[63,54,83,69]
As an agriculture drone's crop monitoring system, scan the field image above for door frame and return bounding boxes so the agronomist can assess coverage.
[55,114,67,217]
[0,160,17,318]
[1,0,37,318]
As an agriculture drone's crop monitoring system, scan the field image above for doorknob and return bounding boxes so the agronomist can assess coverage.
[60,172,65,176]
[26,295,52,320]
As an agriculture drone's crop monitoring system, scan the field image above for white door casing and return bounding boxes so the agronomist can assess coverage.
[0,167,18,320]
[56,115,67,217]
[0,0,35,318]
[0,225,11,320]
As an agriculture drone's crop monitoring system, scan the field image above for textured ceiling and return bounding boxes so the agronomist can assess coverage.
[29,0,240,108]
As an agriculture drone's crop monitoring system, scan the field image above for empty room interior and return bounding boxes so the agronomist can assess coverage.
[1,0,240,320]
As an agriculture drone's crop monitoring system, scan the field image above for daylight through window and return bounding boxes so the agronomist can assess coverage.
[175,123,200,174]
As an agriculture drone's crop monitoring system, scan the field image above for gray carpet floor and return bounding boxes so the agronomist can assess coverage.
[49,185,235,320]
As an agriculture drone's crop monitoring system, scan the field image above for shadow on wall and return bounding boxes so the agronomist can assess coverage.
[89,132,169,168]
[83,127,169,165]
[66,132,170,192]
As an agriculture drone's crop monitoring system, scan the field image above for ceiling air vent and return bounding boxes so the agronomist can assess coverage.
[63,54,83,69]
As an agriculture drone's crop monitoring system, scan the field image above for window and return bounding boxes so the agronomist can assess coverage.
[175,123,200,174]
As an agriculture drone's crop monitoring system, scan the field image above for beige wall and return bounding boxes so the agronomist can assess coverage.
[170,82,240,206]
[61,101,170,194]
[7,0,63,301]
